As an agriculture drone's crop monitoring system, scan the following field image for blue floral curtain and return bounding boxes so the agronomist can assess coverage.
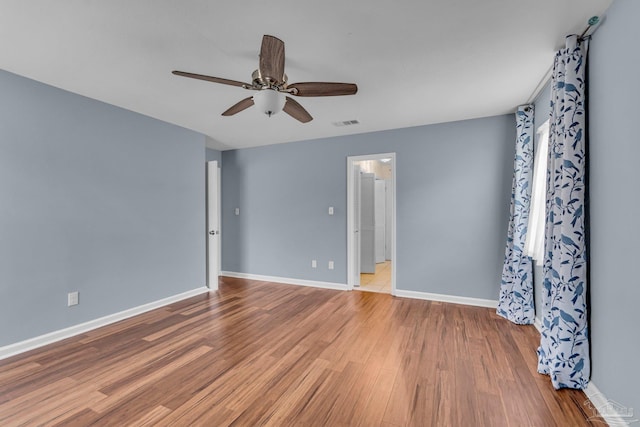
[497,105,534,324]
[537,35,590,389]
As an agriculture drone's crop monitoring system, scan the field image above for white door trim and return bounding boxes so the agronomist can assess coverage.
[206,161,220,291]
[347,153,396,295]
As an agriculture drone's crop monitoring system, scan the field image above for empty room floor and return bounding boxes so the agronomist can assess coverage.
[359,260,392,293]
[0,278,598,426]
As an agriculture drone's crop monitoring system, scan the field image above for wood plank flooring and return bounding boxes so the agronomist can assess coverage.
[0,277,600,426]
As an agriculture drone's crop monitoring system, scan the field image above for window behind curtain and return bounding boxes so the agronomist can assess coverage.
[524,120,549,262]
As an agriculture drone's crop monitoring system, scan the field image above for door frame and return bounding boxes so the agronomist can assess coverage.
[347,153,396,295]
[206,160,221,291]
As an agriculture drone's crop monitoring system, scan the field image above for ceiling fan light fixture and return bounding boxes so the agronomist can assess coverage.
[253,89,285,117]
[173,35,357,123]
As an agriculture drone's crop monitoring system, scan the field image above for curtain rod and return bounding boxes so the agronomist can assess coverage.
[525,65,553,105]
[525,16,601,104]
[579,16,601,39]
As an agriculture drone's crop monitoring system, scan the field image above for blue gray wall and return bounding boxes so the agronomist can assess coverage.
[588,0,640,414]
[221,114,515,300]
[0,70,206,347]
[206,147,222,163]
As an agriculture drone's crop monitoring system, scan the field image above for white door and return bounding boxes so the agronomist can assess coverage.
[385,179,392,261]
[374,180,386,263]
[353,166,362,286]
[207,161,220,290]
[360,173,376,274]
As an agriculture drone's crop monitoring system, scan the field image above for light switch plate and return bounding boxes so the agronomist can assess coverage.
[68,291,79,306]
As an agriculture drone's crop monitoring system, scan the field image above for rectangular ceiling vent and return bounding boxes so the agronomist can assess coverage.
[333,119,360,127]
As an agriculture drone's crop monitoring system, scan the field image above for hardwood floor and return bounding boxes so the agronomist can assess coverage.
[0,277,599,426]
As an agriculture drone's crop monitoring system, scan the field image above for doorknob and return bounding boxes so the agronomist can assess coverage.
[209,230,219,235]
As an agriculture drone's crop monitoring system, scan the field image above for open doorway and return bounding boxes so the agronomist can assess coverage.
[347,153,396,295]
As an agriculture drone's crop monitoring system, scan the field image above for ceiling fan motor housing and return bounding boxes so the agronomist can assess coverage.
[252,69,287,90]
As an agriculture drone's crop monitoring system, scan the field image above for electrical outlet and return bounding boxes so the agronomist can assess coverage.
[235,208,240,215]
[67,291,79,306]
[328,206,334,215]
[311,260,317,268]
[328,261,334,270]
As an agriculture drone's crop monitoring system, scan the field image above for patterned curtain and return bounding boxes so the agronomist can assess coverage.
[537,35,590,390]
[497,105,534,324]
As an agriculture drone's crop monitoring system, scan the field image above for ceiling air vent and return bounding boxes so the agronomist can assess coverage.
[333,119,360,127]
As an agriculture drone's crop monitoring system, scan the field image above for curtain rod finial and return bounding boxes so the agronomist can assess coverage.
[580,16,601,40]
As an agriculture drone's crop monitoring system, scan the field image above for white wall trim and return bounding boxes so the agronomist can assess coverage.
[534,316,543,332]
[0,286,209,361]
[583,381,634,426]
[222,273,504,310]
[532,318,632,426]
[347,153,397,296]
[221,271,347,291]
[394,289,498,308]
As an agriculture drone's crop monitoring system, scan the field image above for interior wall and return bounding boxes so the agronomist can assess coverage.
[0,70,206,347]
[221,114,515,300]
[206,147,222,163]
[587,0,640,414]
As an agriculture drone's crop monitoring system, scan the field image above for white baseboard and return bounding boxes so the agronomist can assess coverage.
[0,287,209,361]
[220,271,347,291]
[534,316,543,332]
[221,272,499,308]
[394,289,498,308]
[584,382,635,426]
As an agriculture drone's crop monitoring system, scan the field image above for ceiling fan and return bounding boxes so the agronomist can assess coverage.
[172,35,358,123]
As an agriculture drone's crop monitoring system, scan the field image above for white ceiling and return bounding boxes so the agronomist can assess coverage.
[0,0,612,150]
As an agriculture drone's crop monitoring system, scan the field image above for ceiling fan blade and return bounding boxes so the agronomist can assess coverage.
[222,97,255,116]
[288,82,358,97]
[259,35,285,85]
[172,70,250,88]
[283,97,313,123]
